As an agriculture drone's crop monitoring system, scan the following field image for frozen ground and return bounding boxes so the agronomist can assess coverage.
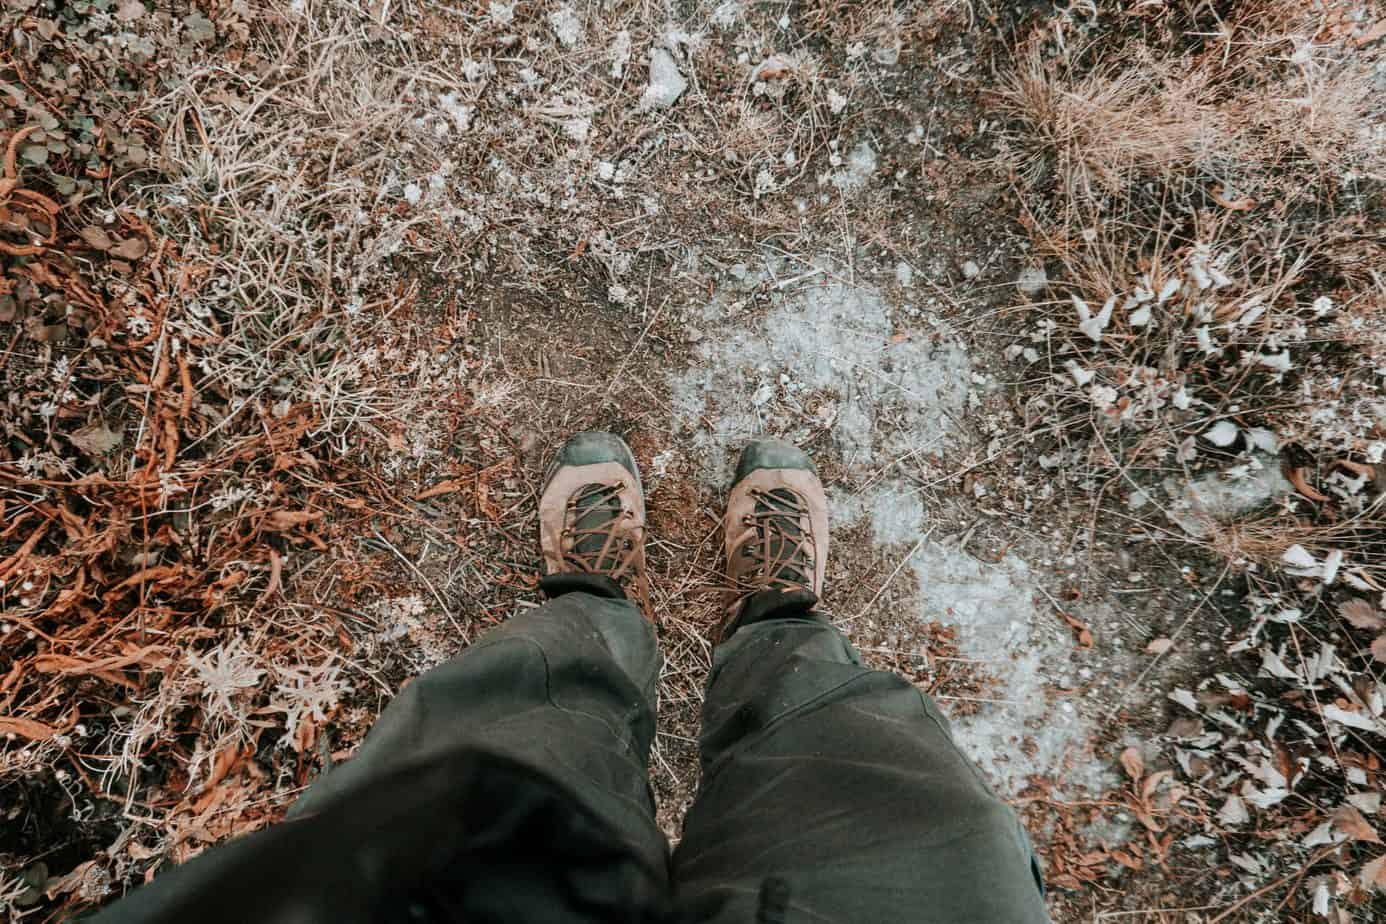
[672,257,970,486]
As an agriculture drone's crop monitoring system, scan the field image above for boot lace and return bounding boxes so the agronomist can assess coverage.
[736,487,814,593]
[563,482,641,580]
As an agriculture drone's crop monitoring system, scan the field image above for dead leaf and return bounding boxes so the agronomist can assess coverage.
[1142,770,1171,800]
[476,477,500,520]
[1145,637,1174,655]
[42,860,99,900]
[1362,854,1386,893]
[1211,185,1256,211]
[1111,847,1142,870]
[264,509,324,531]
[1120,746,1144,781]
[1287,466,1329,502]
[1165,715,1202,738]
[198,743,250,797]
[415,478,464,501]
[79,226,114,250]
[67,422,123,455]
[32,645,172,678]
[109,237,148,260]
[127,841,161,861]
[1340,598,1386,631]
[475,458,515,522]
[1056,609,1093,648]
[1333,805,1381,844]
[1373,635,1386,665]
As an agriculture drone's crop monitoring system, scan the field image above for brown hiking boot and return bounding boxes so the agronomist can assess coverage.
[721,440,829,636]
[538,432,651,614]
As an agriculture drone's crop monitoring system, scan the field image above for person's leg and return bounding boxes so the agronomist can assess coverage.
[292,430,664,832]
[672,442,1048,923]
[90,433,669,924]
[290,585,662,835]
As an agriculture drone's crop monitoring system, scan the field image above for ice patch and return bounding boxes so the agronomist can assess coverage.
[641,47,688,110]
[851,494,1110,796]
[670,261,970,486]
[830,141,877,193]
[549,7,582,48]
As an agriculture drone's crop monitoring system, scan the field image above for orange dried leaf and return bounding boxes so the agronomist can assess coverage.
[109,236,148,260]
[0,715,58,741]
[1111,848,1142,870]
[1362,854,1386,893]
[1334,805,1382,843]
[1210,186,1256,211]
[79,226,114,250]
[1141,770,1172,801]
[1119,746,1144,781]
[1056,609,1093,648]
[1356,19,1386,46]
[264,509,324,531]
[1145,637,1174,655]
[1341,598,1386,631]
[112,564,183,592]
[1287,466,1329,502]
[415,479,464,501]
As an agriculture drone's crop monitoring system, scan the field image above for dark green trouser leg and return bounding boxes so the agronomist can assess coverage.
[293,590,663,833]
[89,590,669,924]
[672,613,1049,924]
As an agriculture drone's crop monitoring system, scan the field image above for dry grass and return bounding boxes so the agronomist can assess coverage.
[996,1,1386,917]
[995,0,1386,516]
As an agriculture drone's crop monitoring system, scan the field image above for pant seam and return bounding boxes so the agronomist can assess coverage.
[699,667,897,788]
[484,634,649,762]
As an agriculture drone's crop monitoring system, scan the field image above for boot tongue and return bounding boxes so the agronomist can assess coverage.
[757,488,811,588]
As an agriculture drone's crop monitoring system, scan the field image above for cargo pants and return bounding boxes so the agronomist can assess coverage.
[91,581,1048,923]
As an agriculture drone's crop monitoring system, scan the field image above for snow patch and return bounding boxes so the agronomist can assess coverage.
[641,47,688,110]
[548,7,582,48]
[1163,455,1294,538]
[669,259,970,486]
[852,495,1111,796]
[830,141,877,193]
[666,256,1107,800]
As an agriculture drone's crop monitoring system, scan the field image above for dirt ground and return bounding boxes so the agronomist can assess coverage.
[4,1,1386,920]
